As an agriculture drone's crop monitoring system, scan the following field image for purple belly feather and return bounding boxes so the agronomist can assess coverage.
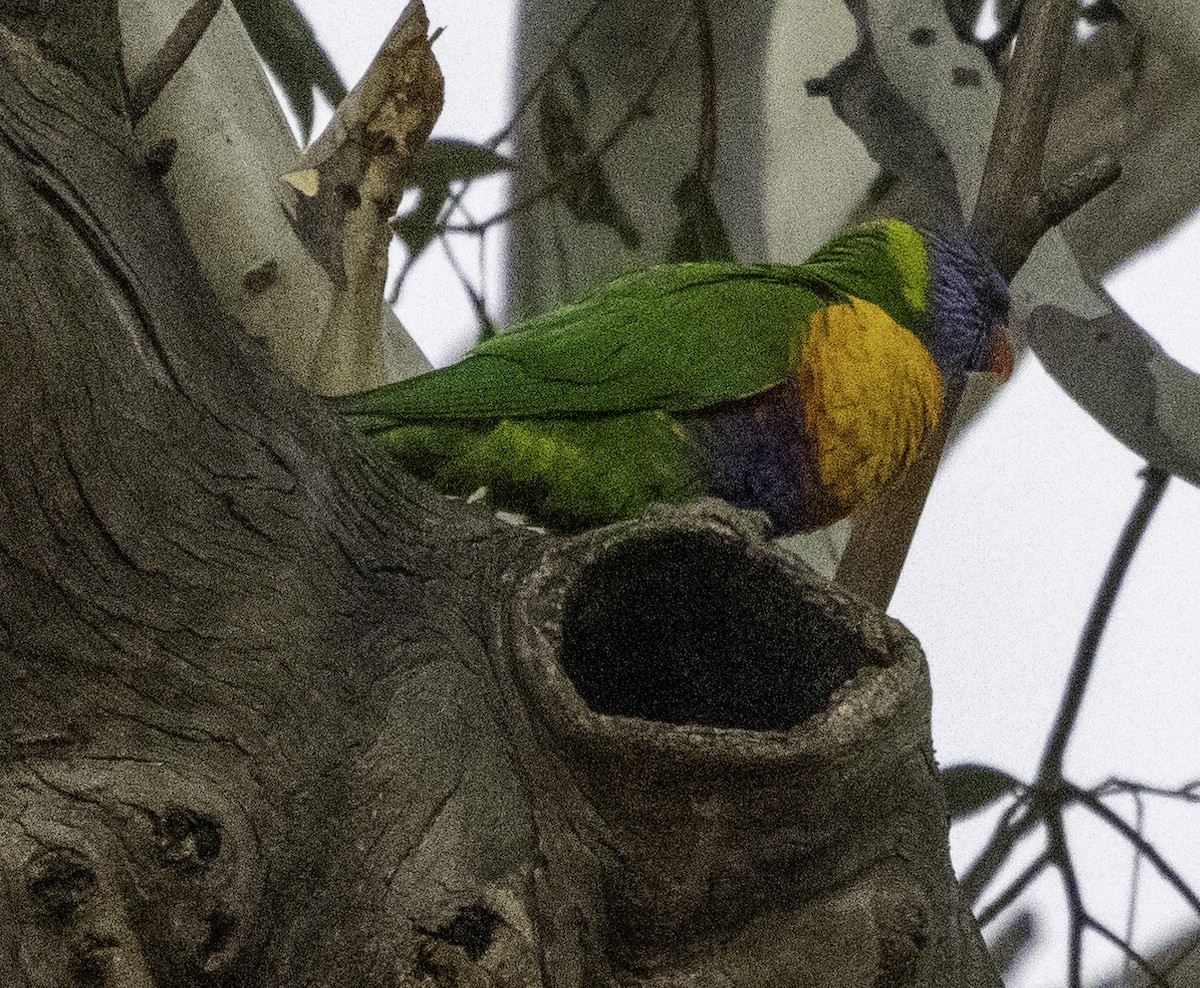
[680,381,841,535]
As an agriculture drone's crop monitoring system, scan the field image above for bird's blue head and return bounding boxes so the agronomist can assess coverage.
[801,219,1012,391]
[922,229,1013,391]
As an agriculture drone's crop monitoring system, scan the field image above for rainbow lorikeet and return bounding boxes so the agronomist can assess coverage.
[334,220,1012,535]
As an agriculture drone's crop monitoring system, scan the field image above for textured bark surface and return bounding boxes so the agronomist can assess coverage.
[0,5,999,985]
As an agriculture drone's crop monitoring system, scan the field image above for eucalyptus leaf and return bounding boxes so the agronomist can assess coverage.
[987,910,1037,976]
[861,0,999,223]
[564,58,593,118]
[411,139,511,188]
[538,81,641,250]
[1027,304,1200,487]
[942,763,1022,819]
[392,140,511,266]
[666,171,737,263]
[819,5,966,232]
[1081,0,1125,24]
[232,0,346,141]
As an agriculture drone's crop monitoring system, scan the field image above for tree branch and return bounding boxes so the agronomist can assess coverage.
[836,0,1122,611]
[285,0,444,394]
[970,0,1121,279]
[1070,784,1200,920]
[128,0,222,121]
[976,851,1050,929]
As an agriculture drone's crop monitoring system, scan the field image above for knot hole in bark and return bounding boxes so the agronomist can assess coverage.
[559,532,862,731]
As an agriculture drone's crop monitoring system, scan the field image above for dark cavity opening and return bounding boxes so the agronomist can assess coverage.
[430,904,499,961]
[560,533,865,730]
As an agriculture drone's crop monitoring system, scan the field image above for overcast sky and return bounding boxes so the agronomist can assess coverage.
[285,4,1200,984]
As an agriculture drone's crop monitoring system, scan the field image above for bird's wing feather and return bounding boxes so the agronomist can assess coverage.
[799,220,928,330]
[336,263,829,423]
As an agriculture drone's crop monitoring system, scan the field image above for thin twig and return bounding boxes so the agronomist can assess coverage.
[1098,777,1200,802]
[692,0,718,185]
[961,797,1037,906]
[1120,792,1147,988]
[1037,465,1170,783]
[976,851,1051,928]
[128,0,223,123]
[1071,784,1200,918]
[429,0,614,239]
[1046,813,1086,988]
[973,466,1177,982]
[489,0,615,150]
[438,232,490,330]
[447,13,693,235]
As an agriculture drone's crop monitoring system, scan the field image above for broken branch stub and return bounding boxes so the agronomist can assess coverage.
[283,0,445,395]
[289,0,445,273]
[120,0,434,390]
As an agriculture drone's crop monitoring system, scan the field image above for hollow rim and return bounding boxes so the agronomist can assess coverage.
[509,510,925,772]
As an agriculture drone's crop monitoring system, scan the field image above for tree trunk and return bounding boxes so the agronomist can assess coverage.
[0,6,998,985]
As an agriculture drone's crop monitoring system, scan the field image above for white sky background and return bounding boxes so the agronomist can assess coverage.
[285,3,1200,984]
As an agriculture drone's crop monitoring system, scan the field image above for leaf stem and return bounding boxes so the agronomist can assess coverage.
[1036,465,1170,784]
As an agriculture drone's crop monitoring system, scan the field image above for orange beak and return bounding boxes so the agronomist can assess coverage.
[987,322,1014,380]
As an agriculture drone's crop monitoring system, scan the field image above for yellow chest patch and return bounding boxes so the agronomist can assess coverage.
[796,297,943,515]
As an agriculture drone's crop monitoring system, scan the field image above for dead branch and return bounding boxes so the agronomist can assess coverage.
[836,0,1121,610]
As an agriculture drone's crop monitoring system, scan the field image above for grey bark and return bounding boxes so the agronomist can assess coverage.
[0,5,998,986]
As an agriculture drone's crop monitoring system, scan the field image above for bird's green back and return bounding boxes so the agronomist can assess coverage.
[337,220,930,426]
[342,265,820,424]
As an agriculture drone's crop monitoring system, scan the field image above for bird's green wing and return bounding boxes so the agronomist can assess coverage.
[335,263,827,423]
[799,219,930,332]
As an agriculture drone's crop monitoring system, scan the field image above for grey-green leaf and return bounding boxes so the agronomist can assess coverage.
[410,139,511,189]
[1026,304,1200,488]
[538,82,641,250]
[942,763,1022,819]
[392,186,447,268]
[987,910,1037,976]
[391,140,512,265]
[232,0,346,141]
[667,171,737,263]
